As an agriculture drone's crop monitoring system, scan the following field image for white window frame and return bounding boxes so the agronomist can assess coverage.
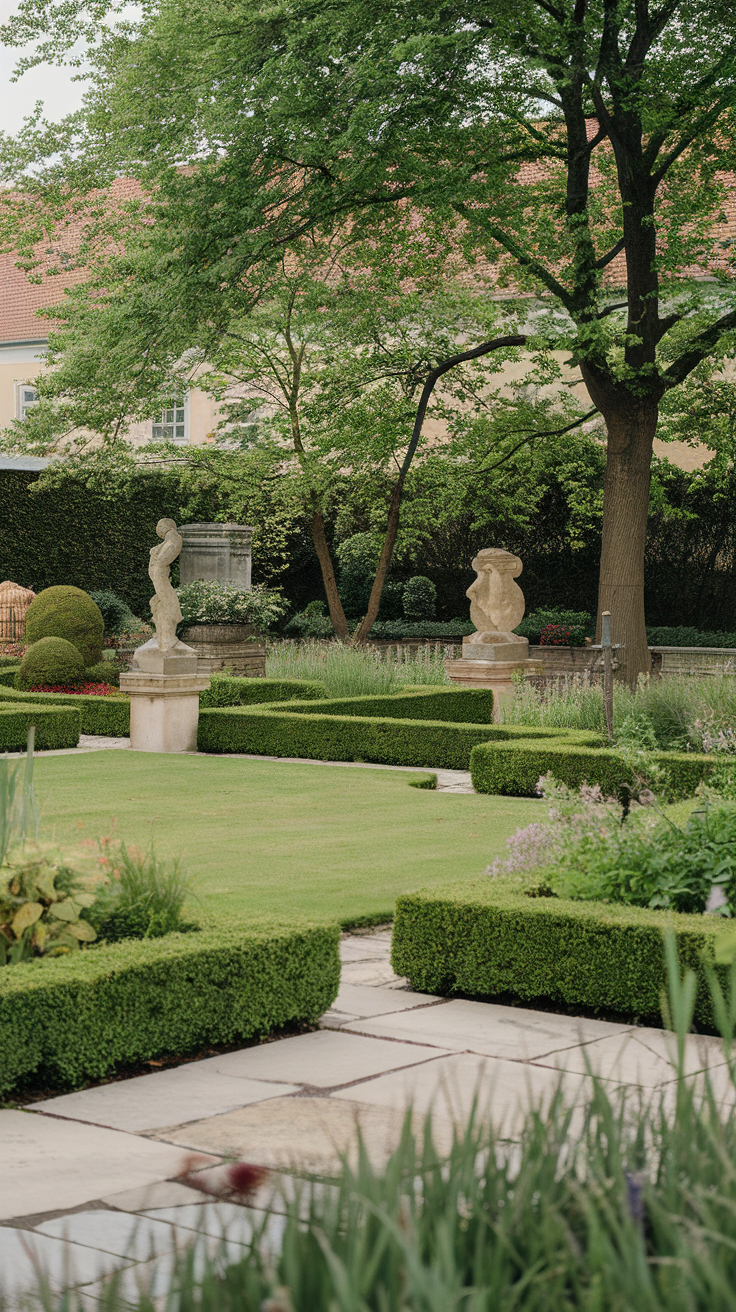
[152,395,188,444]
[14,381,39,421]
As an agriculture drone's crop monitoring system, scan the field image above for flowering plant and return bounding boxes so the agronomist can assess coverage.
[539,623,586,647]
[31,682,116,696]
[177,580,286,631]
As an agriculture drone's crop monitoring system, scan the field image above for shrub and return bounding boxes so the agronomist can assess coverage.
[402,575,437,621]
[539,622,587,646]
[285,599,335,638]
[199,674,328,707]
[83,658,126,687]
[0,704,79,751]
[336,532,377,615]
[17,636,85,690]
[0,914,340,1096]
[647,624,736,648]
[177,579,286,629]
[0,850,98,966]
[281,687,495,724]
[391,877,728,1028]
[88,841,194,943]
[0,683,129,736]
[87,588,136,635]
[25,585,104,666]
[515,608,593,644]
[368,619,474,639]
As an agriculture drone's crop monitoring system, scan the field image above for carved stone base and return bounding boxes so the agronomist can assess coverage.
[445,658,542,721]
[120,671,212,752]
[179,624,266,677]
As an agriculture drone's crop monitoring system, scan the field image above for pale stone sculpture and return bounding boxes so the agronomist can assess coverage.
[148,518,184,651]
[464,548,529,660]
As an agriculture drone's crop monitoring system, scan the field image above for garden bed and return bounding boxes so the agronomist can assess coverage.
[0,912,340,1098]
[392,876,728,1029]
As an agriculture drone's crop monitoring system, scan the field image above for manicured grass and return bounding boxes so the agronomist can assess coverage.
[33,752,541,925]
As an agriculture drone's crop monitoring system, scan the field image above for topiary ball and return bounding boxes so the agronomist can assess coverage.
[17,637,85,690]
[25,586,104,666]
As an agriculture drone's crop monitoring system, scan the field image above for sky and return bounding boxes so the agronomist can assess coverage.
[0,1,87,135]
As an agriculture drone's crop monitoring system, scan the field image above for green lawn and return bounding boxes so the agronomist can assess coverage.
[33,751,541,925]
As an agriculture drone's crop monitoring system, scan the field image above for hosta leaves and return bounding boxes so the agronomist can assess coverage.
[49,899,82,922]
[11,901,43,937]
[65,920,97,942]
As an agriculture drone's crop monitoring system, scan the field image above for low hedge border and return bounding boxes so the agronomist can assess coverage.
[0,703,80,751]
[392,878,728,1030]
[198,705,601,770]
[281,688,496,723]
[470,738,717,801]
[0,913,340,1098]
[199,676,329,708]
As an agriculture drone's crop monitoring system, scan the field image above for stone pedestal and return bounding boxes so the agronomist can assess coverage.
[445,654,543,721]
[179,523,253,589]
[120,639,211,753]
[179,623,266,677]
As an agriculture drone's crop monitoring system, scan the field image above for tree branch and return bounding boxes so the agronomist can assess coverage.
[594,238,625,270]
[661,309,736,388]
[452,203,575,312]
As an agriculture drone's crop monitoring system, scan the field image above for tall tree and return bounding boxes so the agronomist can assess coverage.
[2,0,735,675]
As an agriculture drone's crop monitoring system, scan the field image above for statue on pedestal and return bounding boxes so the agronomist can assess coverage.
[464,549,528,659]
[148,518,184,651]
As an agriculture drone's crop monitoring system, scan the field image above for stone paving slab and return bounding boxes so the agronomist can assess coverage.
[0,1224,136,1301]
[321,981,441,1027]
[343,996,633,1062]
[152,1093,449,1175]
[0,1111,212,1222]
[538,1025,728,1086]
[194,1028,451,1089]
[334,1050,592,1136]
[35,1211,182,1262]
[30,1068,297,1133]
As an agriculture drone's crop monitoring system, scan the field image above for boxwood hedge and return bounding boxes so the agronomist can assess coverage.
[392,878,728,1030]
[280,688,495,723]
[0,703,79,750]
[199,675,328,708]
[0,914,340,1097]
[470,736,717,801]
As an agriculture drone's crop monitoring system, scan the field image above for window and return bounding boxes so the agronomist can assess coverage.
[15,383,39,421]
[152,398,188,444]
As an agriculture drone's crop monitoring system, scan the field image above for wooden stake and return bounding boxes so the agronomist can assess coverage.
[602,610,614,740]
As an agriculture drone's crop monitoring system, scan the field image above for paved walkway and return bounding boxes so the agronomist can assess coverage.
[1,929,731,1307]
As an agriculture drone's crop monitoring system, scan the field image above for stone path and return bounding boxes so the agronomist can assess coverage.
[1,928,731,1307]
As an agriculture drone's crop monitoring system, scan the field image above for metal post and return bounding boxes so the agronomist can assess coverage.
[601,610,614,740]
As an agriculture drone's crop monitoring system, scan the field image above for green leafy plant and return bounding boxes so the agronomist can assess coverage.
[402,575,437,621]
[24,586,104,666]
[88,588,138,635]
[516,609,593,644]
[285,599,335,638]
[88,840,195,942]
[17,636,85,690]
[177,580,286,630]
[0,854,98,965]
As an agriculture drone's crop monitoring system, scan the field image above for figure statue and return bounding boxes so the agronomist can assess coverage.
[465,548,526,647]
[148,518,183,651]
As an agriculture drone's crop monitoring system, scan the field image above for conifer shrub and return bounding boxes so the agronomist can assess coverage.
[17,637,85,691]
[25,586,105,667]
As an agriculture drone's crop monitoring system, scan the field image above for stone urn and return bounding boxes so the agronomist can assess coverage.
[178,622,266,677]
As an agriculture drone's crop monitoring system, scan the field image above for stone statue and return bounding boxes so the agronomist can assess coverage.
[464,548,528,660]
[148,518,183,651]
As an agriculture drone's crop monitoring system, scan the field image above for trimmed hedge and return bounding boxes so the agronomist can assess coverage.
[0,684,130,737]
[198,706,595,769]
[281,688,496,723]
[0,666,20,687]
[392,878,728,1029]
[0,913,340,1097]
[199,675,328,708]
[470,737,716,801]
[0,703,80,751]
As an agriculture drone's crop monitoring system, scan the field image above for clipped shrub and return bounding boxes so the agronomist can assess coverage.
[88,589,136,635]
[391,877,728,1029]
[368,619,473,639]
[17,637,85,691]
[0,683,129,736]
[25,586,104,667]
[539,622,587,646]
[0,704,79,751]
[0,914,340,1096]
[83,659,125,687]
[516,609,593,644]
[403,575,437,621]
[281,688,496,724]
[199,674,328,708]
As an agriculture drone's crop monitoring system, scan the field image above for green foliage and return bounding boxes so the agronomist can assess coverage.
[282,688,495,724]
[515,609,593,644]
[0,851,98,967]
[0,915,340,1096]
[0,704,80,751]
[17,636,85,691]
[391,879,728,1030]
[368,620,473,639]
[0,667,19,687]
[198,705,503,769]
[469,735,715,802]
[285,600,335,638]
[0,683,130,736]
[402,575,437,621]
[198,675,328,709]
[336,533,378,618]
[648,626,736,648]
[88,588,137,634]
[177,580,286,630]
[0,728,37,865]
[266,639,451,697]
[88,841,194,943]
[25,585,104,667]
[83,659,125,687]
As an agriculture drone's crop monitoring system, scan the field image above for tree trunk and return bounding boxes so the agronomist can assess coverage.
[309,504,350,640]
[354,477,404,644]
[596,401,658,686]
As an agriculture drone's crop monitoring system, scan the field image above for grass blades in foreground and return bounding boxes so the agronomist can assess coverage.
[31,753,539,924]
[266,639,451,697]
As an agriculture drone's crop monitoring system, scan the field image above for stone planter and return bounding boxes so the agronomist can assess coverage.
[179,523,253,589]
[179,623,266,676]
